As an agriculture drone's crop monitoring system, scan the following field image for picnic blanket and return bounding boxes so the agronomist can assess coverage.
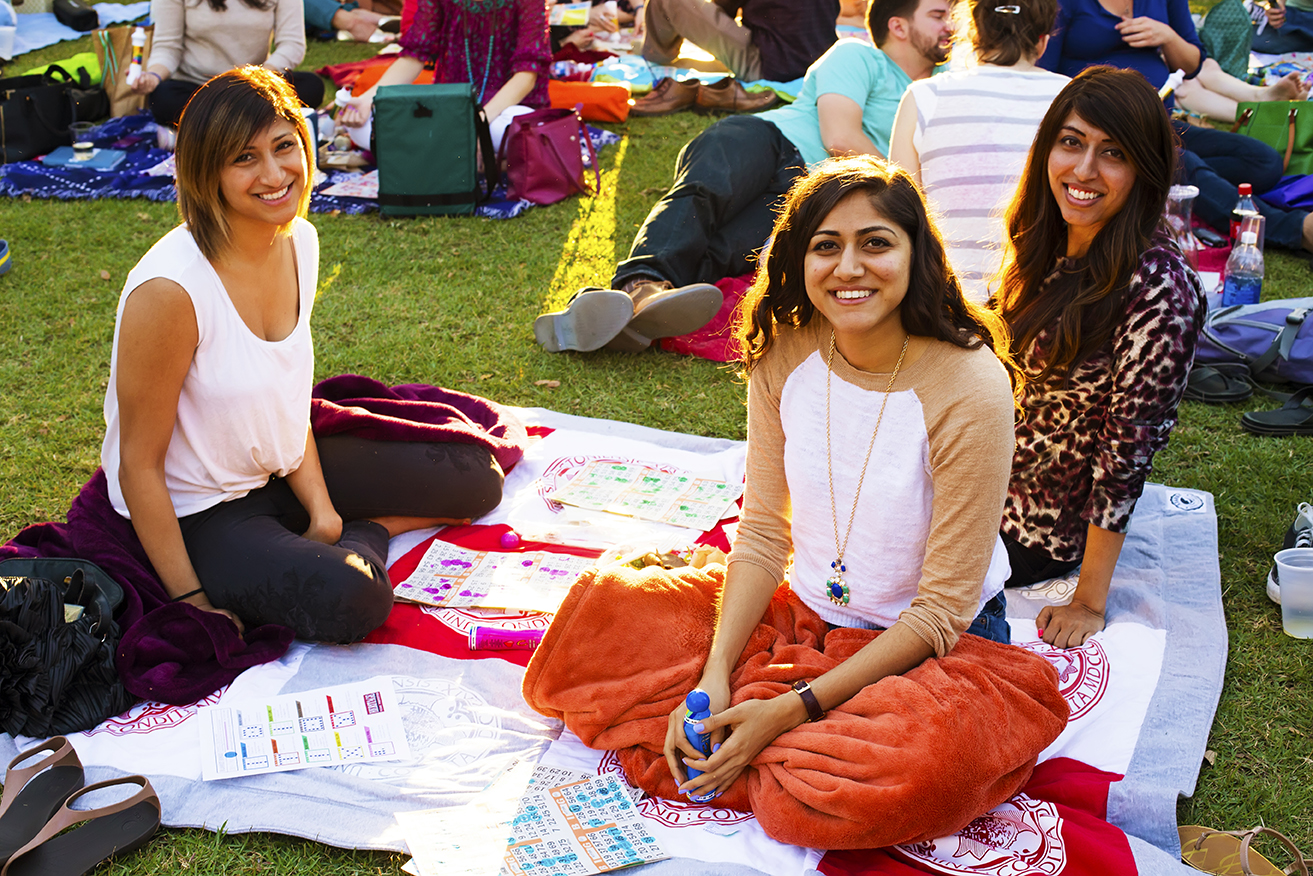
[11,1,149,57]
[0,112,621,219]
[0,408,1225,876]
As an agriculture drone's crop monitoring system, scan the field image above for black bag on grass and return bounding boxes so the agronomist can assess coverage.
[372,82,497,217]
[0,64,110,163]
[0,560,135,737]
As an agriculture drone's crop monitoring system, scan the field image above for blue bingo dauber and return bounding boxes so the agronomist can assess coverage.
[681,689,721,803]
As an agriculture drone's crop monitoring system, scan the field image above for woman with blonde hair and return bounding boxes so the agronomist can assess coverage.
[888,0,1068,302]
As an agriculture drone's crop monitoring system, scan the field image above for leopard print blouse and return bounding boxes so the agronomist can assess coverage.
[1001,239,1207,563]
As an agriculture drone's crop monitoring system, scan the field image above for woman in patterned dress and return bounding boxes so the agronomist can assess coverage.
[992,66,1206,648]
[337,0,550,140]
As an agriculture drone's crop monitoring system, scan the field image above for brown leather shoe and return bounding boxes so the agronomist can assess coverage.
[695,78,779,115]
[604,282,723,352]
[630,77,700,117]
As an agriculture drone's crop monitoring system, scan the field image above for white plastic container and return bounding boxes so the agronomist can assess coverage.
[1275,548,1313,639]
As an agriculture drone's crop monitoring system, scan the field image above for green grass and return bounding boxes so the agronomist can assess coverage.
[1,20,1312,875]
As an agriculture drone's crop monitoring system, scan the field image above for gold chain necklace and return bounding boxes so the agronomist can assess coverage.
[824,330,909,607]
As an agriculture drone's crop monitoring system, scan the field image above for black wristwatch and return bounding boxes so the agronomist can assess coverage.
[791,679,825,722]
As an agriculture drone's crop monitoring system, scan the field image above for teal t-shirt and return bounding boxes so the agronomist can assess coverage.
[756,39,912,167]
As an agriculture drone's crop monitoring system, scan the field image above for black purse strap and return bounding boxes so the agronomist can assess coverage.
[475,107,497,202]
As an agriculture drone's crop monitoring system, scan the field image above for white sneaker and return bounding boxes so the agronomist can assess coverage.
[1267,502,1313,604]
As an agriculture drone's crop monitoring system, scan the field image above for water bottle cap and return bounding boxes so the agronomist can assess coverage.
[1240,231,1258,245]
[686,689,710,711]
[1238,183,1252,196]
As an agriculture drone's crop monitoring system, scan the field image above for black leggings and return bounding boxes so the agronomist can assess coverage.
[177,436,504,643]
[148,70,326,127]
[1000,533,1081,589]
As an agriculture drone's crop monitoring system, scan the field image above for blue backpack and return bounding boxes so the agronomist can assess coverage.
[1195,297,1313,386]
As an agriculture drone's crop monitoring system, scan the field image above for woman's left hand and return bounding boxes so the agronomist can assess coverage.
[676,693,807,799]
[1115,16,1176,48]
[304,511,343,546]
[1036,601,1105,649]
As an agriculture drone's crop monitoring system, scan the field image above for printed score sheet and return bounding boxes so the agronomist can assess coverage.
[400,763,666,876]
[198,676,410,780]
[395,542,596,612]
[547,461,741,532]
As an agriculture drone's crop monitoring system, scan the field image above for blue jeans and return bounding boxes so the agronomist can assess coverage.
[1253,6,1313,54]
[613,115,804,289]
[831,593,1011,646]
[1174,120,1309,250]
[963,593,1011,644]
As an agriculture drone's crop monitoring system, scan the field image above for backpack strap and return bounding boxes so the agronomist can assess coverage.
[1252,306,1309,379]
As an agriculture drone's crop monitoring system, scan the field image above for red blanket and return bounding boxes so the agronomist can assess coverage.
[523,564,1069,850]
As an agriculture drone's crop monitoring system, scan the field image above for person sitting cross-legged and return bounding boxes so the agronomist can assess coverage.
[534,0,956,354]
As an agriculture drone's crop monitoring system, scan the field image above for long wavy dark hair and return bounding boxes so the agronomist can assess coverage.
[993,66,1177,383]
[734,155,1015,382]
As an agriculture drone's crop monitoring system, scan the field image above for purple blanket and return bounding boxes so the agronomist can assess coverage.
[2,377,528,706]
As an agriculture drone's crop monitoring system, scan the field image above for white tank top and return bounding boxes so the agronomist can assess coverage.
[102,219,318,518]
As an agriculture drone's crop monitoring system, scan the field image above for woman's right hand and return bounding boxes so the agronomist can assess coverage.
[183,594,247,636]
[337,94,373,128]
[588,4,619,32]
[663,676,731,787]
[132,70,161,95]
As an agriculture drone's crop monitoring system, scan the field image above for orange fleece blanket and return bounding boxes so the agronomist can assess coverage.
[522,564,1069,850]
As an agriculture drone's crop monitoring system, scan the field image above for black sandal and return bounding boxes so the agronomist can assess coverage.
[0,739,83,867]
[1183,363,1254,404]
[1241,386,1313,436]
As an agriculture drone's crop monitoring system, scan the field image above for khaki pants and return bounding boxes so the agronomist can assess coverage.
[641,0,763,81]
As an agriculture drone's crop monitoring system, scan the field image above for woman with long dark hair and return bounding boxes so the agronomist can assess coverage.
[663,155,1019,798]
[994,66,1206,648]
[106,68,504,641]
[133,0,324,127]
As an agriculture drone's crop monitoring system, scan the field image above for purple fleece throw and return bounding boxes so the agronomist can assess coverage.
[2,377,528,706]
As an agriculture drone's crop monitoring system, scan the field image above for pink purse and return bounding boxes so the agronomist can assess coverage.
[499,105,600,205]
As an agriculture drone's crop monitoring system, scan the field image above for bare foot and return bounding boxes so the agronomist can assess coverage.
[338,8,393,42]
[370,515,470,538]
[1263,71,1310,102]
[1301,212,1313,252]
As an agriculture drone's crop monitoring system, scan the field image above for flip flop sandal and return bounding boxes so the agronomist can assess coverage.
[1240,386,1313,437]
[1,776,160,876]
[605,283,723,353]
[1180,824,1311,876]
[0,738,84,867]
[1183,363,1254,404]
[533,288,634,352]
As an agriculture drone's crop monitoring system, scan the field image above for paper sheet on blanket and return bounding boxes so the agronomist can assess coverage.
[540,732,823,876]
[396,541,595,612]
[320,170,378,199]
[197,675,411,780]
[477,425,747,551]
[547,460,742,532]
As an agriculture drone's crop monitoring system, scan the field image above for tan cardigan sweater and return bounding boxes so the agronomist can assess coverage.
[729,320,1015,656]
[149,0,306,85]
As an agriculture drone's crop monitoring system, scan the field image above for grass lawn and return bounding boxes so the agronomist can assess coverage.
[1,18,1311,875]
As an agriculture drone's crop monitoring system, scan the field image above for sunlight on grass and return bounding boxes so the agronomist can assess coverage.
[546,137,630,307]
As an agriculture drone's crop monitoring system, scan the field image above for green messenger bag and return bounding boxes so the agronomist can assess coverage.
[373,82,497,217]
[1232,101,1313,176]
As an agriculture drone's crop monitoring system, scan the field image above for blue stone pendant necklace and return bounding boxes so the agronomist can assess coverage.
[824,330,909,607]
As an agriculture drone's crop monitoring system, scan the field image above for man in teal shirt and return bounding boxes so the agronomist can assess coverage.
[535,0,956,353]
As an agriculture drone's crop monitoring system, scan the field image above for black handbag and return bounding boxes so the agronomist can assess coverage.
[53,0,99,31]
[0,64,111,164]
[0,560,135,737]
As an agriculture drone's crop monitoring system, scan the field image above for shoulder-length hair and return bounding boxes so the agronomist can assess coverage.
[174,66,315,262]
[993,66,1177,383]
[961,0,1057,65]
[734,155,1015,382]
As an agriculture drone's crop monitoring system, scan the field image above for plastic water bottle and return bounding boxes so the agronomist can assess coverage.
[125,26,146,87]
[1230,183,1260,247]
[1221,230,1263,307]
[681,690,720,804]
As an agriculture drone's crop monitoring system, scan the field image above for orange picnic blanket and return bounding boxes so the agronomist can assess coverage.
[523,564,1069,850]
